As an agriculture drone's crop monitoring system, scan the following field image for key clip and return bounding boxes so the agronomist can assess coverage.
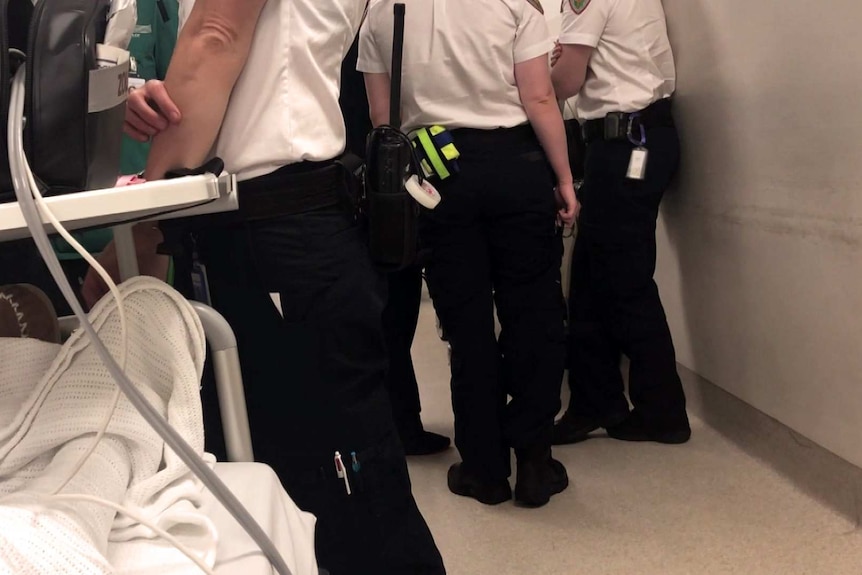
[627,113,647,147]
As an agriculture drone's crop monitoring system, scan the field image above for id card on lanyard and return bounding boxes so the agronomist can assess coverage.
[626,114,648,181]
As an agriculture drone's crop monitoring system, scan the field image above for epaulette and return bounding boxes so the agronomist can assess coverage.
[526,0,544,15]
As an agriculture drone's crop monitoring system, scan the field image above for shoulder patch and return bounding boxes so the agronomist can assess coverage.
[526,0,545,15]
[569,0,591,14]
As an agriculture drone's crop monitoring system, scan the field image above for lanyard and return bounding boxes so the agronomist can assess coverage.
[627,113,647,147]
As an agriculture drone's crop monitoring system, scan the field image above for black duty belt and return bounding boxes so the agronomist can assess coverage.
[452,123,537,145]
[238,161,347,222]
[157,158,356,258]
[449,123,545,162]
[582,98,674,144]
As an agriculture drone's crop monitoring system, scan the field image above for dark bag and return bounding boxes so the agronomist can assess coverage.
[0,0,32,197]
[1,0,128,203]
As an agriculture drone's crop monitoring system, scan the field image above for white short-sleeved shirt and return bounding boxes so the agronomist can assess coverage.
[178,0,367,181]
[559,0,676,121]
[357,0,553,133]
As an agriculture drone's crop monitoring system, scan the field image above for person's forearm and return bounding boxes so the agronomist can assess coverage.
[369,90,389,127]
[144,39,245,179]
[132,225,170,279]
[370,108,388,128]
[551,66,582,101]
[85,223,167,303]
[364,73,391,128]
[525,99,573,186]
[144,2,266,180]
[551,45,591,101]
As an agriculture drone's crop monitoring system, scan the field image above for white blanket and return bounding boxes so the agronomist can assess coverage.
[110,463,321,575]
[0,277,216,573]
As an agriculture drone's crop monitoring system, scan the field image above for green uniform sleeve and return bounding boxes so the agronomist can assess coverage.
[154,0,179,80]
[119,0,178,177]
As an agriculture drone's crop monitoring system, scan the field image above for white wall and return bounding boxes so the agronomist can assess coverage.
[658,0,862,467]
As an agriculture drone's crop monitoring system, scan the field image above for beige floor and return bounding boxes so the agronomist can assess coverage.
[407,292,862,575]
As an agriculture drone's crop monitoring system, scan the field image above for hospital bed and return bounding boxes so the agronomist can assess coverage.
[0,118,312,575]
[0,171,254,465]
[0,1,313,573]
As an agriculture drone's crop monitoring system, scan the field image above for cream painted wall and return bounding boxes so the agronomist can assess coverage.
[658,1,862,467]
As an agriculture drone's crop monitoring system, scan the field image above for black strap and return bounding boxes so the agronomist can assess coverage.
[389,4,406,128]
[164,157,225,180]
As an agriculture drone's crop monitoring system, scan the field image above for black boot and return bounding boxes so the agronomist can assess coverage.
[401,429,451,456]
[397,420,451,456]
[514,446,569,507]
[447,463,512,505]
[606,410,691,444]
[553,410,630,445]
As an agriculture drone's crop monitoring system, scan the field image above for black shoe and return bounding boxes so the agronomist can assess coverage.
[606,411,691,445]
[553,410,628,445]
[514,447,569,508]
[402,430,451,456]
[447,463,512,505]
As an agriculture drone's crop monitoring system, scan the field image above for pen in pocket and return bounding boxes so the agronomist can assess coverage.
[334,451,351,496]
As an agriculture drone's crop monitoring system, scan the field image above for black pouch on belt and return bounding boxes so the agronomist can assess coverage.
[581,98,674,144]
[334,151,366,226]
[362,3,421,272]
[364,126,418,272]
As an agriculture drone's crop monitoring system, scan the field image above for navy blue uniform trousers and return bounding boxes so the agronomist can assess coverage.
[420,126,567,482]
[566,123,688,428]
[195,201,445,575]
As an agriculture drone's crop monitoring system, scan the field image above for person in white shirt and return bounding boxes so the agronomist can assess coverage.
[84,0,447,573]
[359,0,577,508]
[551,0,691,445]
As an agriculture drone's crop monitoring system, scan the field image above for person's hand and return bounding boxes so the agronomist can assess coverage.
[555,181,579,228]
[124,80,182,142]
[81,237,123,310]
[81,225,168,310]
[550,41,563,68]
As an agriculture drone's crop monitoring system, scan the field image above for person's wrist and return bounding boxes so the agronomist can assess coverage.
[132,222,163,245]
